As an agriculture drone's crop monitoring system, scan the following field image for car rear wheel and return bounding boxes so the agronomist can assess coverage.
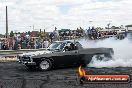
[92,54,112,61]
[39,59,52,71]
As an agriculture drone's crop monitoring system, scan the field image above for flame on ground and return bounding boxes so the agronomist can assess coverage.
[78,66,86,76]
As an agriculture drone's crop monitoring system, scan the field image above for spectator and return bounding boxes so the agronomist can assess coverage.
[18,44,21,50]
[0,41,1,50]
[43,39,49,48]
[9,45,13,50]
[49,32,54,43]
[53,29,59,41]
[27,42,31,49]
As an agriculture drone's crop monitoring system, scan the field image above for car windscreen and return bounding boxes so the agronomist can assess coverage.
[57,43,65,50]
[48,42,66,51]
[48,42,61,49]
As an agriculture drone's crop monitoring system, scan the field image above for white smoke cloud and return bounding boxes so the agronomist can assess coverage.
[79,37,132,67]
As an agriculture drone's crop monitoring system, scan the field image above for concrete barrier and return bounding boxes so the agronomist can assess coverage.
[0,56,17,62]
[0,48,46,62]
[0,48,46,55]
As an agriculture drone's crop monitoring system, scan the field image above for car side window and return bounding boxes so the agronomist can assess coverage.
[59,43,66,50]
[64,42,78,51]
[63,43,70,51]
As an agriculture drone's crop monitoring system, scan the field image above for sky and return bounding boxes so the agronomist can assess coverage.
[0,0,132,34]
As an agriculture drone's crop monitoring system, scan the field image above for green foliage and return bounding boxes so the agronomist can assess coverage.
[10,31,14,37]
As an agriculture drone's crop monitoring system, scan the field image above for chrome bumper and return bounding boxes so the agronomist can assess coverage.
[17,56,36,65]
[18,61,36,65]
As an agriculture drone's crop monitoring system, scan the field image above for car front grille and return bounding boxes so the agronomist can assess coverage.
[19,56,32,62]
[22,57,31,62]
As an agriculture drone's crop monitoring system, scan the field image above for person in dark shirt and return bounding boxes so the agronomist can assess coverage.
[64,43,78,51]
[49,32,54,42]
[69,43,77,51]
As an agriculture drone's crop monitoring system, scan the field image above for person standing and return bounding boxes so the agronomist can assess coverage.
[53,28,59,41]
[0,40,1,50]
[43,38,49,48]
[49,32,54,43]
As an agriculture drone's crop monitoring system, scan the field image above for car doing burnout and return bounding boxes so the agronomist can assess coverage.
[17,40,114,71]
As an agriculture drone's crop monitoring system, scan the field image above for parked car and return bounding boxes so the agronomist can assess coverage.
[17,40,114,71]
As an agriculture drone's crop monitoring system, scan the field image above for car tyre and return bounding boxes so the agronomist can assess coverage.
[39,59,52,71]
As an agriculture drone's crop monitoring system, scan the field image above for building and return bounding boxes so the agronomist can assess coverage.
[98,26,126,33]
[125,24,132,31]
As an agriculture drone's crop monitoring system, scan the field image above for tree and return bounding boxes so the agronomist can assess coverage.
[18,32,21,34]
[28,31,31,35]
[10,31,14,37]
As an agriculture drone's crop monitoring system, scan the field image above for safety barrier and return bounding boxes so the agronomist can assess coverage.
[0,48,46,62]
[0,48,46,55]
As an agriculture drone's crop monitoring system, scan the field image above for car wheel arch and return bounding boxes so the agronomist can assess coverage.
[40,57,54,63]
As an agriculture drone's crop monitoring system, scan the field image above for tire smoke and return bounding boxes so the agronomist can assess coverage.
[79,37,132,67]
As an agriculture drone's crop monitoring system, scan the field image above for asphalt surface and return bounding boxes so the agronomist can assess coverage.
[0,62,132,88]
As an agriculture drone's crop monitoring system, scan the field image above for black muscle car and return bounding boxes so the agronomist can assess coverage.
[17,40,114,71]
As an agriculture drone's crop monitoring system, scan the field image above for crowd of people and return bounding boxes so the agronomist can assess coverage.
[0,37,50,50]
[0,27,127,50]
[86,27,119,40]
[87,30,118,40]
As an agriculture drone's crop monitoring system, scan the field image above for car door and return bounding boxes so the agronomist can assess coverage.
[52,49,80,66]
[62,50,80,66]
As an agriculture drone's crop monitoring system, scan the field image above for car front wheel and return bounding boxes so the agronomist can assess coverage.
[39,59,52,71]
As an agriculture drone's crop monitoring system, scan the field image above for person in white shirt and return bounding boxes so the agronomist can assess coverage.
[43,39,49,48]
